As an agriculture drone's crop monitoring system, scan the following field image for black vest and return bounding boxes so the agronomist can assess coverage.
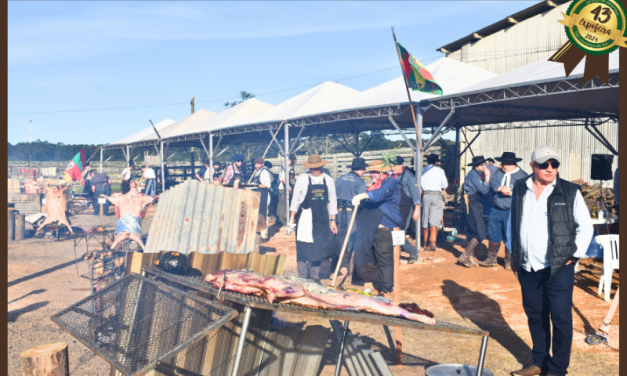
[510,174,579,279]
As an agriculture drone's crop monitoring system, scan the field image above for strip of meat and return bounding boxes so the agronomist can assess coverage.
[213,281,266,297]
[308,291,436,325]
[260,276,307,303]
[205,269,267,297]
[279,295,352,310]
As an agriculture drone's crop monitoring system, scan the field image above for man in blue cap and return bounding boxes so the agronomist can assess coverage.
[222,154,245,188]
[332,157,368,276]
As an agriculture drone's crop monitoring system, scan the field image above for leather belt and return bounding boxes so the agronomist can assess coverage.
[423,191,442,195]
[377,226,392,232]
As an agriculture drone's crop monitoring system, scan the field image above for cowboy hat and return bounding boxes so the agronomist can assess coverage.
[346,157,368,170]
[426,153,439,162]
[302,154,328,168]
[253,157,264,165]
[391,156,405,165]
[495,152,522,164]
[365,160,391,173]
[467,156,487,166]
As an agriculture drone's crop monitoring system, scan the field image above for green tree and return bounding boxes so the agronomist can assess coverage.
[224,91,255,108]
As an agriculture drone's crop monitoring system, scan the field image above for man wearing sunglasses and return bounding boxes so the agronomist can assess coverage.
[506,145,593,376]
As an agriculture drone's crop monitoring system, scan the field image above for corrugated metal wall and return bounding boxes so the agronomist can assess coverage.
[465,120,618,187]
[446,2,570,74]
[144,180,260,254]
[445,1,618,187]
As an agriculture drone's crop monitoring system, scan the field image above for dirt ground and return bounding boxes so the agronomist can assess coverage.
[7,211,619,375]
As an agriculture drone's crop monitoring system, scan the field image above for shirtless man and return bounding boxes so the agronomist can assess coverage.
[100,181,158,250]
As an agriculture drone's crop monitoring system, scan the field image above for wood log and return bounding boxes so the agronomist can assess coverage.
[20,343,69,376]
[16,214,26,240]
[8,206,15,241]
[393,228,402,367]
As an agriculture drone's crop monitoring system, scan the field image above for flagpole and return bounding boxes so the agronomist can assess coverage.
[392,27,422,266]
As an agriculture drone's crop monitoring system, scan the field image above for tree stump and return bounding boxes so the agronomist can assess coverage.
[20,343,69,376]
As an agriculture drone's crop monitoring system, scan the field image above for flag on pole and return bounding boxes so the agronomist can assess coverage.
[397,42,443,95]
[63,152,84,182]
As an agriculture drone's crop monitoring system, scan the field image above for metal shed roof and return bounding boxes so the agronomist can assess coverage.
[144,179,260,255]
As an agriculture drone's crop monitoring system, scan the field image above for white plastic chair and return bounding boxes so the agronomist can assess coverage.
[595,235,619,302]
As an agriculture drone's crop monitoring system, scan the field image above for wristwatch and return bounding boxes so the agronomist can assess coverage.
[329,219,336,223]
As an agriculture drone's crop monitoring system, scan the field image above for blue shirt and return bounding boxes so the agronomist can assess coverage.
[463,168,490,196]
[366,176,402,229]
[396,168,421,205]
[335,172,367,202]
[506,177,593,272]
[421,165,448,193]
[489,168,529,210]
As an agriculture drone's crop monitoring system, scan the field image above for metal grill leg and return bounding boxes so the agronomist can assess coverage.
[231,307,252,376]
[334,320,350,376]
[476,336,489,376]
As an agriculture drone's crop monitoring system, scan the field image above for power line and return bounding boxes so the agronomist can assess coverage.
[8,44,560,116]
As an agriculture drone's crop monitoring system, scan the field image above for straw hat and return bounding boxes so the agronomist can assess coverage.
[302,154,328,168]
[365,160,391,173]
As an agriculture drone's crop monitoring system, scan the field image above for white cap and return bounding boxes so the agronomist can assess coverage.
[531,145,560,164]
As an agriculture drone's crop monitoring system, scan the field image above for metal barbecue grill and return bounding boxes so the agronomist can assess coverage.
[142,266,491,376]
[51,273,238,376]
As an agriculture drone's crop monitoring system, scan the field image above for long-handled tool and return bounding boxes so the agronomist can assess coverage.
[246,121,284,184]
[331,202,360,286]
[587,287,619,345]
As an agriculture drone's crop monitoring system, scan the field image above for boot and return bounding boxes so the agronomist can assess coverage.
[457,238,480,267]
[504,251,511,270]
[422,228,429,249]
[428,226,438,251]
[478,241,500,267]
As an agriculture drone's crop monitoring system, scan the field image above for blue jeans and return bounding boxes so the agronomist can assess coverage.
[518,262,575,376]
[145,179,156,196]
[487,207,509,243]
[93,186,112,215]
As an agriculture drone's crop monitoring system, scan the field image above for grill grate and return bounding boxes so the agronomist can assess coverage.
[51,273,238,376]
[143,267,487,337]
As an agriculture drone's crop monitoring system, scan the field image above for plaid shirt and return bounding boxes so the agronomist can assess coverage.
[222,164,242,185]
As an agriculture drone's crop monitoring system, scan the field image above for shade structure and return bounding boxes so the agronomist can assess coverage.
[163,98,275,143]
[420,50,620,128]
[127,109,217,148]
[105,119,176,149]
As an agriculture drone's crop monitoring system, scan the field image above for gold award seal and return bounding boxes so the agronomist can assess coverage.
[550,0,626,83]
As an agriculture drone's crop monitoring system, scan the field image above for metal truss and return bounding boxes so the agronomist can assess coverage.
[423,73,619,110]
[455,103,610,122]
[463,117,616,131]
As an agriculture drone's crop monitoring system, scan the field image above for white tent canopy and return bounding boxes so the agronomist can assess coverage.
[106,118,176,149]
[169,98,274,139]
[137,108,217,144]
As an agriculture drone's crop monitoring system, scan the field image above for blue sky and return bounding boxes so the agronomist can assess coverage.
[8,1,536,145]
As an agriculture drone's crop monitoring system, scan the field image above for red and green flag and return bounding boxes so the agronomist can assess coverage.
[397,42,443,95]
[63,150,84,182]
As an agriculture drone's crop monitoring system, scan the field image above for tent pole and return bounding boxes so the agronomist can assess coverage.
[415,109,423,262]
[209,133,214,177]
[454,127,461,207]
[100,148,103,173]
[126,146,130,165]
[284,123,290,233]
[161,141,165,192]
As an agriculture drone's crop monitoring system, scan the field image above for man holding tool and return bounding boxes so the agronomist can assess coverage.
[458,156,491,268]
[333,157,368,277]
[287,154,338,283]
[352,160,401,300]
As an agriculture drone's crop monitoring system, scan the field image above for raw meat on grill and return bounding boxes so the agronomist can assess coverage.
[308,290,436,325]
[204,270,306,303]
[37,183,73,235]
[281,295,352,310]
[260,276,307,303]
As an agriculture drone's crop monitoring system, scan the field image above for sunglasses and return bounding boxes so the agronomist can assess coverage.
[534,161,560,169]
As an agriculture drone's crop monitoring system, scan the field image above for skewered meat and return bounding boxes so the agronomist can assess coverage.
[259,276,307,303]
[281,295,351,310]
[204,270,306,302]
[37,183,73,234]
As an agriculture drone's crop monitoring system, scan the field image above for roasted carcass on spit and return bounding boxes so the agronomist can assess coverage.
[37,183,73,235]
[204,269,435,325]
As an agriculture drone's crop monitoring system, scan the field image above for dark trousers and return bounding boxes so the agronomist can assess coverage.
[121,180,131,194]
[93,186,112,215]
[373,231,394,293]
[465,196,487,242]
[518,262,575,376]
[297,261,321,280]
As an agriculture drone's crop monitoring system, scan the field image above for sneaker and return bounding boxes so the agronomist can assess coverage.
[408,255,419,264]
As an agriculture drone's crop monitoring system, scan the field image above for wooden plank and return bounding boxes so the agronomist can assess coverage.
[125,252,144,275]
[369,351,393,376]
[354,339,380,376]
[269,326,301,376]
[275,255,286,277]
[291,325,331,376]
[392,233,402,367]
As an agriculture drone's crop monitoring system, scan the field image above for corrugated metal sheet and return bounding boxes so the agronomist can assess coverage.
[8,193,40,215]
[446,2,571,74]
[144,180,260,255]
[465,119,619,188]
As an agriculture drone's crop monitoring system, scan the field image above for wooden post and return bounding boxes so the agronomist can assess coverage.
[333,155,338,180]
[8,205,15,241]
[16,214,25,240]
[393,227,402,367]
[20,343,69,376]
[100,203,104,227]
